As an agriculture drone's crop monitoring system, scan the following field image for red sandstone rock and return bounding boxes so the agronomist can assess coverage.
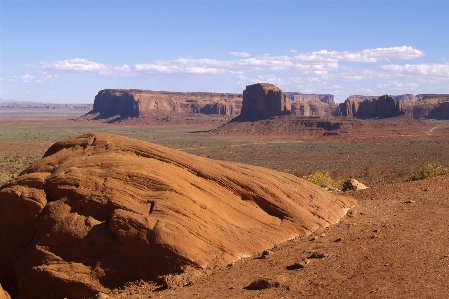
[92,89,242,118]
[240,83,291,119]
[292,101,334,118]
[0,133,355,298]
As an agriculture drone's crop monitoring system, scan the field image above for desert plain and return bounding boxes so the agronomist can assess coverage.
[1,104,449,298]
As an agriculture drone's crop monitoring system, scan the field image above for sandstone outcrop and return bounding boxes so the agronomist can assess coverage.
[239,83,291,120]
[0,285,10,299]
[401,96,449,119]
[285,92,335,105]
[341,94,449,120]
[0,133,356,298]
[292,101,334,118]
[342,179,368,191]
[338,95,404,119]
[92,89,242,118]
[338,100,359,117]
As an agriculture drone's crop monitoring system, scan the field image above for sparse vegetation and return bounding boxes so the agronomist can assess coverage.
[303,171,341,190]
[411,163,448,181]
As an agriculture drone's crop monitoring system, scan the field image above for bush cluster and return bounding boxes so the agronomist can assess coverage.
[411,163,448,181]
[303,171,341,190]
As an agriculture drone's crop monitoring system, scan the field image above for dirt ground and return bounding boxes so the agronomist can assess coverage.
[1,109,449,298]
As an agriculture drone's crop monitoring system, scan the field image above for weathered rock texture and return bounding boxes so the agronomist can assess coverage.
[92,89,242,118]
[285,92,335,105]
[0,133,355,298]
[401,96,449,119]
[339,95,449,120]
[0,285,10,299]
[338,95,404,119]
[239,83,291,120]
[291,101,334,118]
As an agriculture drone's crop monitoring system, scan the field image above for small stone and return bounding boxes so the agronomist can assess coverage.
[308,252,326,259]
[286,258,310,270]
[405,200,415,204]
[245,275,287,290]
[260,250,273,258]
[335,237,342,242]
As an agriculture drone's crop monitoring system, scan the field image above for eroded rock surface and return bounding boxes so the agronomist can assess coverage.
[239,83,291,119]
[92,89,242,118]
[0,133,355,298]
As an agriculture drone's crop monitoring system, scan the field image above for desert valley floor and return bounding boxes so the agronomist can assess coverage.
[1,108,449,298]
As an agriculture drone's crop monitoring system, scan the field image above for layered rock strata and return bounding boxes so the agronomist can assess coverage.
[285,92,335,105]
[92,89,242,118]
[239,83,291,120]
[291,101,335,118]
[338,95,404,118]
[0,133,356,298]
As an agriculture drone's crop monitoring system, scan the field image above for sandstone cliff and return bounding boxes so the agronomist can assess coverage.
[291,101,334,118]
[92,89,242,118]
[401,96,449,119]
[0,133,355,298]
[285,92,335,105]
[338,95,404,119]
[238,83,291,120]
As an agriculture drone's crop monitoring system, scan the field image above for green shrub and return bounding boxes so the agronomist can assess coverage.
[303,171,341,190]
[411,163,448,181]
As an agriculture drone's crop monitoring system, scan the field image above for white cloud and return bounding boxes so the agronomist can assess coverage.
[380,63,449,78]
[21,74,35,83]
[331,46,424,62]
[38,58,107,72]
[376,81,419,90]
[35,74,57,83]
[33,46,424,80]
[113,64,131,72]
[230,51,251,58]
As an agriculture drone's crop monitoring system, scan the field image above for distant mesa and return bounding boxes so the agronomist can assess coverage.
[285,92,335,105]
[0,133,356,298]
[0,102,92,110]
[291,100,336,118]
[80,85,449,124]
[338,94,449,120]
[337,95,403,119]
[91,89,242,119]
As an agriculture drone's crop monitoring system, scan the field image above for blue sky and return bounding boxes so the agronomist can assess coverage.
[1,0,448,103]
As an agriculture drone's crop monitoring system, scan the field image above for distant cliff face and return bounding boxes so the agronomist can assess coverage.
[285,92,335,105]
[401,97,449,119]
[338,95,403,119]
[338,95,449,120]
[291,101,334,118]
[92,89,242,118]
[240,83,291,119]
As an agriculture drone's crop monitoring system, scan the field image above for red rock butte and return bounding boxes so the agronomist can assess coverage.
[0,133,355,298]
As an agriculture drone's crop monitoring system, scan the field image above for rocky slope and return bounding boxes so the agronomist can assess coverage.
[0,133,355,298]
